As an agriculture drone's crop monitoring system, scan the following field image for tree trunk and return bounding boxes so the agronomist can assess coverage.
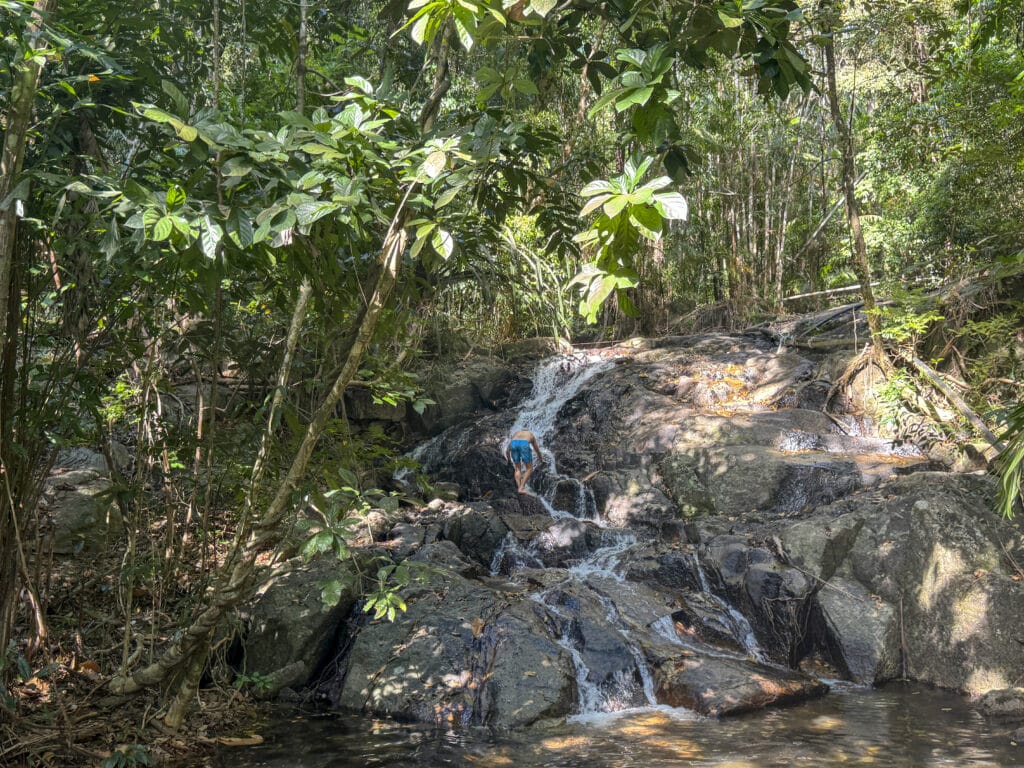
[109,211,411,707]
[297,0,308,113]
[821,7,881,342]
[0,0,57,666]
[0,0,56,351]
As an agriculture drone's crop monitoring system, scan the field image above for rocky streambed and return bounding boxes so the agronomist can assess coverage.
[240,330,1024,731]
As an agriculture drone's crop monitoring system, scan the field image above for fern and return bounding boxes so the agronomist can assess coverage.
[996,403,1024,519]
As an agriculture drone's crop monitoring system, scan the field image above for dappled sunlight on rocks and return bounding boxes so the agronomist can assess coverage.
[918,542,967,612]
[807,714,844,732]
[539,735,589,751]
[950,589,989,643]
[965,668,1009,696]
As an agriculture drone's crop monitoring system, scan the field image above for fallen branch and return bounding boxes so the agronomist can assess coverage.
[789,337,864,350]
[904,353,1005,453]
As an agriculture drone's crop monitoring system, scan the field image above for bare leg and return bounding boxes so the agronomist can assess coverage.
[521,462,534,492]
[514,462,525,493]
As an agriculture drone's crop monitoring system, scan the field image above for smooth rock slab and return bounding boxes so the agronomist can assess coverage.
[656,655,828,716]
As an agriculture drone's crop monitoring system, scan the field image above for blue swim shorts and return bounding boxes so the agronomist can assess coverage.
[509,439,533,463]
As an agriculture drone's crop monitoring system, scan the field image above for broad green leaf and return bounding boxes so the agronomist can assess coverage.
[161,80,190,116]
[170,215,192,237]
[580,194,611,217]
[654,191,689,220]
[140,105,177,125]
[587,87,623,119]
[434,186,460,209]
[297,171,328,190]
[221,156,253,177]
[166,184,186,208]
[410,13,431,45]
[152,216,174,241]
[638,175,672,192]
[513,78,539,95]
[99,217,121,259]
[432,228,454,259]
[200,216,222,259]
[629,204,663,241]
[421,150,447,179]
[616,49,647,67]
[718,11,745,28]
[528,0,557,15]
[602,195,629,218]
[452,12,476,51]
[176,123,198,142]
[579,179,615,197]
[343,75,374,94]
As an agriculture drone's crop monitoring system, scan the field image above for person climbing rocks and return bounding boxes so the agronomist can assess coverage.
[505,429,543,494]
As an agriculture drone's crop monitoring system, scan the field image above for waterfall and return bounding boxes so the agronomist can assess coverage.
[504,353,671,717]
[691,553,767,662]
[504,353,613,476]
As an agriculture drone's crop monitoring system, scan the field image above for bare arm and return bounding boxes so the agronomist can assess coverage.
[530,436,542,459]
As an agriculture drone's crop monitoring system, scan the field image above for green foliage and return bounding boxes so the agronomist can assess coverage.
[101,745,153,768]
[874,305,944,346]
[995,403,1024,519]
[232,671,274,694]
[571,155,688,322]
[362,562,413,622]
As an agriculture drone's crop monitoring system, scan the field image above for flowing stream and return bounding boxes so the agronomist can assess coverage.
[216,683,1020,768]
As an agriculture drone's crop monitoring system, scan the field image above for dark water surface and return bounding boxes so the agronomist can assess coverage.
[216,683,1022,768]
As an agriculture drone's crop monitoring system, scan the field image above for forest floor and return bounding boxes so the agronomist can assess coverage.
[2,539,269,766]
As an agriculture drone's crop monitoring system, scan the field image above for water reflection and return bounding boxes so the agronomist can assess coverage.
[216,684,1017,768]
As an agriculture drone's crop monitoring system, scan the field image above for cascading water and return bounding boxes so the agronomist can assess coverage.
[500,352,664,717]
[691,553,766,662]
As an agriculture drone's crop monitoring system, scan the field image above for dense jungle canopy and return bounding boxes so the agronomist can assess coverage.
[1,0,1022,763]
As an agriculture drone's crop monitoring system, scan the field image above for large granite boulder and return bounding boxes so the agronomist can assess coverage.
[241,558,360,697]
[331,542,575,727]
[414,356,528,435]
[656,655,828,716]
[780,473,1024,694]
[41,449,123,554]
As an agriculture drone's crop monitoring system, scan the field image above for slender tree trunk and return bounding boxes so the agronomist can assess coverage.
[0,0,57,666]
[821,4,881,342]
[297,0,308,113]
[0,0,56,351]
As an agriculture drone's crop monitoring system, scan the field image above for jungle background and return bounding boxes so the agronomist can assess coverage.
[1,0,1022,764]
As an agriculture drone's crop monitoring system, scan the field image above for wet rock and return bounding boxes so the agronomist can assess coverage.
[442,503,509,567]
[625,549,703,593]
[669,597,748,654]
[656,655,827,716]
[533,519,602,568]
[978,688,1024,721]
[782,473,1024,695]
[815,577,900,684]
[539,584,651,711]
[331,542,574,727]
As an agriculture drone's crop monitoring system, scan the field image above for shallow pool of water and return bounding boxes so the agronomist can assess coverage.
[215,682,1021,768]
